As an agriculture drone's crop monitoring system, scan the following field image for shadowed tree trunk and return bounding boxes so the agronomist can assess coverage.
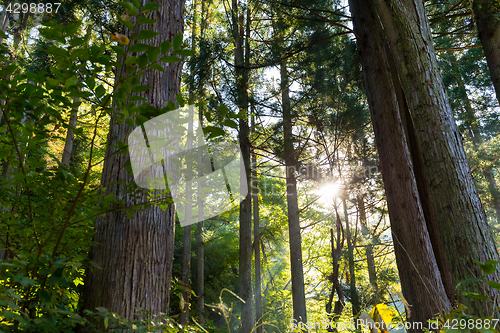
[81,0,184,325]
[456,79,500,223]
[373,0,500,316]
[342,197,359,316]
[357,195,378,301]
[348,0,452,327]
[281,59,307,325]
[252,111,263,333]
[231,1,254,331]
[472,0,500,103]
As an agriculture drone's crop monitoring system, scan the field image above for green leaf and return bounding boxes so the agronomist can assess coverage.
[95,85,106,98]
[110,45,126,57]
[173,49,194,57]
[160,40,172,54]
[0,30,7,39]
[128,43,150,53]
[204,126,225,139]
[65,76,78,88]
[130,0,140,8]
[173,34,182,50]
[485,260,499,266]
[482,264,497,275]
[133,85,150,93]
[488,280,500,289]
[104,316,109,329]
[176,94,185,107]
[159,55,181,63]
[147,46,160,62]
[138,53,149,68]
[148,63,165,72]
[222,119,238,129]
[133,29,159,40]
[125,56,137,65]
[119,1,138,16]
[45,45,67,57]
[218,104,229,118]
[461,291,488,300]
[141,2,162,12]
[39,291,52,303]
[64,21,82,35]
[137,16,156,25]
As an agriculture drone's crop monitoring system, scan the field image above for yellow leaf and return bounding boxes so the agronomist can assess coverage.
[369,304,394,333]
[121,14,131,21]
[110,33,129,45]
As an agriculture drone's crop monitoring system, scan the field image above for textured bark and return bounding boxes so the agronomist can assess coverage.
[0,0,10,45]
[232,1,254,331]
[281,61,307,325]
[61,98,79,166]
[343,198,360,316]
[374,0,500,316]
[252,114,263,333]
[349,0,452,327]
[81,0,184,324]
[472,0,500,103]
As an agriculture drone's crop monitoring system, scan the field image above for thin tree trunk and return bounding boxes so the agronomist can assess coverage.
[232,0,254,331]
[180,110,195,324]
[349,0,452,328]
[281,60,307,325]
[342,197,360,316]
[0,0,11,45]
[472,0,500,103]
[61,98,80,166]
[252,111,263,333]
[81,0,184,326]
[357,195,377,300]
[457,79,500,223]
[374,0,500,316]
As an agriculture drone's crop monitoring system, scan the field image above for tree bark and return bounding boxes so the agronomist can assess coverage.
[81,0,184,325]
[61,98,80,166]
[374,0,500,316]
[357,195,378,301]
[472,0,500,103]
[349,0,452,327]
[281,61,308,325]
[252,112,263,333]
[232,1,254,331]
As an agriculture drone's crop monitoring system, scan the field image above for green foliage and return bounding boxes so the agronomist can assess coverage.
[0,2,213,332]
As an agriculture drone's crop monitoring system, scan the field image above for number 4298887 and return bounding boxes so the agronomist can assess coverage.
[5,3,62,14]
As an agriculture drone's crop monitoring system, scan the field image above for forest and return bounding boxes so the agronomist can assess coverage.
[1,0,500,332]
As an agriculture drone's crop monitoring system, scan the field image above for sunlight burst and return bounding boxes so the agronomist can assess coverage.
[316,182,340,206]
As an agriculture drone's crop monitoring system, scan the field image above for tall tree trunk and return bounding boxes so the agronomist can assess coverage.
[326,215,344,332]
[342,197,360,316]
[180,110,195,325]
[357,195,378,301]
[374,0,500,316]
[252,111,263,333]
[281,61,307,325]
[348,0,452,327]
[457,79,500,223]
[61,98,80,166]
[0,0,11,45]
[472,0,500,103]
[81,0,184,325]
[232,1,254,331]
